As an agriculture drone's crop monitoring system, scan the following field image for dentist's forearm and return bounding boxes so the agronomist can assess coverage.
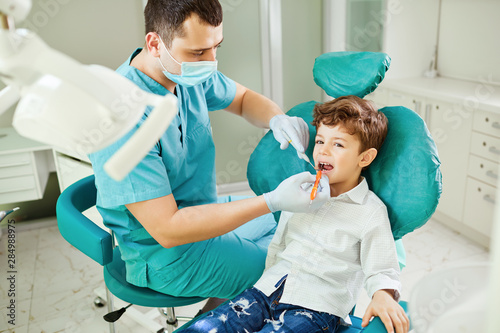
[240,89,283,128]
[226,82,283,128]
[166,196,271,247]
[127,194,271,249]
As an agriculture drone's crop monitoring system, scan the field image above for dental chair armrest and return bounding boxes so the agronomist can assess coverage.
[362,301,410,332]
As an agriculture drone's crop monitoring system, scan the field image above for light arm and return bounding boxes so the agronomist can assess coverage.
[0,85,19,116]
[104,93,177,181]
[1,22,178,181]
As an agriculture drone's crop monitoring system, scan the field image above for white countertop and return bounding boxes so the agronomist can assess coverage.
[54,146,91,164]
[0,127,52,155]
[382,77,500,114]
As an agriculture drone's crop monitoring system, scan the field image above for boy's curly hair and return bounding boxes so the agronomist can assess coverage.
[312,95,388,153]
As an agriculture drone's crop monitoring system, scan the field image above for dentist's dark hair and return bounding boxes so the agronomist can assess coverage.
[144,0,223,48]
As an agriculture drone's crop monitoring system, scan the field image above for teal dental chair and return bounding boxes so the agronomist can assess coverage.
[56,174,206,332]
[247,52,441,332]
[178,51,442,332]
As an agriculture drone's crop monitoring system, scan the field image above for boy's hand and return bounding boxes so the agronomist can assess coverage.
[361,290,409,333]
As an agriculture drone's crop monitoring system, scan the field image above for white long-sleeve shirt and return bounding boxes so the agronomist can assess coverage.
[254,178,401,319]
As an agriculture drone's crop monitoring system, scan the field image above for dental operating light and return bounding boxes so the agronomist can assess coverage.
[0,0,177,181]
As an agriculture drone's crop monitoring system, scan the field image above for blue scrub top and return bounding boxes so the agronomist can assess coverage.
[89,48,237,287]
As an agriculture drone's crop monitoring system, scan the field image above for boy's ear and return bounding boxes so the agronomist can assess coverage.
[359,148,378,168]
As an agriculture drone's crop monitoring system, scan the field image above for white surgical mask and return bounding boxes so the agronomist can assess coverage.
[157,37,218,87]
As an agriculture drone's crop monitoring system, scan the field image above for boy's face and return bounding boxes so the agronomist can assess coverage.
[313,123,373,196]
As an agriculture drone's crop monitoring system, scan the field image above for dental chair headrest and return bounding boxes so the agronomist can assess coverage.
[314,51,390,99]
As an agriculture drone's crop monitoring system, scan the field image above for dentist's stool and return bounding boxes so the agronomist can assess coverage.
[56,175,205,333]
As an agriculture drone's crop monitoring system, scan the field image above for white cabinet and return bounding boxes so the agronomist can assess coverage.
[387,90,422,116]
[428,99,472,222]
[462,110,500,237]
[368,87,428,119]
[52,150,94,193]
[463,178,496,237]
[0,128,52,205]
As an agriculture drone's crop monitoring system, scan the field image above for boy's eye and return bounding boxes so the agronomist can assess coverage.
[334,143,344,148]
[315,140,324,144]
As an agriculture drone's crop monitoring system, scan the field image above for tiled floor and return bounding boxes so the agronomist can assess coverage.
[0,212,490,332]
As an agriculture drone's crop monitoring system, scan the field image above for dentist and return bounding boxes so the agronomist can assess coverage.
[89,0,328,310]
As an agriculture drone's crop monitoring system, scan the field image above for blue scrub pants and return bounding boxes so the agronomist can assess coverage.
[146,196,277,299]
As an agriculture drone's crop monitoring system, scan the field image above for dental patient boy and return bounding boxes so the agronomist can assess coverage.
[181,95,409,333]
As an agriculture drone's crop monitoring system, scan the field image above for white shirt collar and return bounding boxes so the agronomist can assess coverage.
[330,177,369,205]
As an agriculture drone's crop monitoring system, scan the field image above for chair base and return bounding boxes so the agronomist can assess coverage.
[94,286,168,332]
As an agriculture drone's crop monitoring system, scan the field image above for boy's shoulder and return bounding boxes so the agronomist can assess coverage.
[365,188,386,208]
[362,186,389,222]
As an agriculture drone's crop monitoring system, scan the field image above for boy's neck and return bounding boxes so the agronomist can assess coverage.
[329,172,363,197]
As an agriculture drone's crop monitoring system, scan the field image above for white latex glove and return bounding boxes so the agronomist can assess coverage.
[269,114,309,153]
[263,172,330,213]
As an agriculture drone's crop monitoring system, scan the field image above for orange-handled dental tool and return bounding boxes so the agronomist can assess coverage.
[310,169,322,203]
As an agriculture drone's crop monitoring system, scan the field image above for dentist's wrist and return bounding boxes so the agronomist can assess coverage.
[268,114,285,128]
[263,192,278,213]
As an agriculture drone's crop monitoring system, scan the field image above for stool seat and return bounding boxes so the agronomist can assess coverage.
[104,247,206,308]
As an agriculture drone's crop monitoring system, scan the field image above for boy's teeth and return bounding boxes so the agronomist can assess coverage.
[319,162,333,171]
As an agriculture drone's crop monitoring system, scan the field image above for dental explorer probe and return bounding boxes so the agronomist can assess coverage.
[280,130,315,169]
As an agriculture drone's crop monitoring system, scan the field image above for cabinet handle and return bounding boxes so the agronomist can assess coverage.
[486,170,498,179]
[483,195,496,204]
[413,100,421,115]
[492,122,500,130]
[425,104,432,127]
[488,146,500,155]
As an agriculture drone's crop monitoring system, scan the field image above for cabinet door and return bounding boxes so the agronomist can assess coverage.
[53,152,94,193]
[387,90,426,118]
[428,99,472,221]
[463,177,496,236]
[366,87,388,108]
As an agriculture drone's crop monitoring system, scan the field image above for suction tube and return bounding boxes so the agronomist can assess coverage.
[0,207,19,223]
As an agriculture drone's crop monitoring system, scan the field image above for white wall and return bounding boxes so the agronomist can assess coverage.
[210,0,265,185]
[212,0,323,185]
[383,0,440,79]
[383,0,500,84]
[282,0,323,111]
[438,0,500,83]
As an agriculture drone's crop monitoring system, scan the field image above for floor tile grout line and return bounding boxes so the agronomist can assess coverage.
[27,228,41,332]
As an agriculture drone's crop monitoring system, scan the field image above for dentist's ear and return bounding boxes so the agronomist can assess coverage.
[145,32,162,56]
[359,148,378,168]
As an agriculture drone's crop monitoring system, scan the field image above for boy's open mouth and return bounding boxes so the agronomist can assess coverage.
[319,162,333,171]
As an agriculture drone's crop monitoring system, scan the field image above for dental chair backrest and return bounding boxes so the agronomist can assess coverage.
[248,52,442,240]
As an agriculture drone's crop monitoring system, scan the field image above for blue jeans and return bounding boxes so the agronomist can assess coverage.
[181,282,340,332]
